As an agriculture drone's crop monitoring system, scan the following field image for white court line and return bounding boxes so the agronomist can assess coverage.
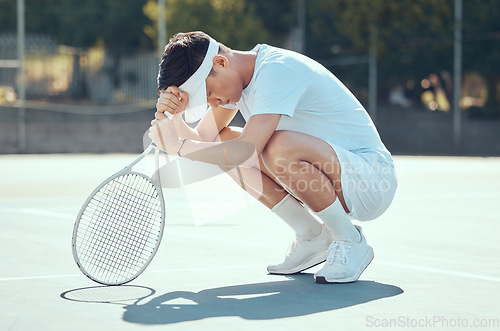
[2,262,499,283]
[0,265,263,282]
[376,260,500,282]
[167,231,500,283]
[167,230,282,250]
[3,209,498,283]
[0,208,74,220]
[0,274,81,281]
[147,264,264,274]
[394,191,500,202]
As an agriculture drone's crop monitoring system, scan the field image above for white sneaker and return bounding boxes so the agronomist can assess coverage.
[314,225,374,283]
[267,225,333,275]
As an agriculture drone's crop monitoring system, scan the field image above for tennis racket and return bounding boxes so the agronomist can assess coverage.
[72,143,165,285]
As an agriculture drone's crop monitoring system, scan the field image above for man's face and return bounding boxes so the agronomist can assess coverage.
[205,56,243,108]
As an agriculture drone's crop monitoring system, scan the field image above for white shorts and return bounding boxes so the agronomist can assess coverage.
[330,145,398,221]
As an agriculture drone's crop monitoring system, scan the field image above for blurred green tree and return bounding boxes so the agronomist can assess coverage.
[0,0,16,32]
[308,0,499,112]
[309,0,454,82]
[143,0,270,51]
[24,0,152,50]
[250,0,295,47]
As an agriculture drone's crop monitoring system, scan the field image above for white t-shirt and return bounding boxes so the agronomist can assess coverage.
[225,44,392,163]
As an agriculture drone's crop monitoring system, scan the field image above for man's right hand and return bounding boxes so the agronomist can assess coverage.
[156,86,189,118]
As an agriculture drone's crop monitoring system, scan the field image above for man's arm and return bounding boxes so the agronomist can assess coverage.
[164,105,238,142]
[150,113,281,168]
[195,105,239,142]
[156,86,238,142]
[180,113,281,166]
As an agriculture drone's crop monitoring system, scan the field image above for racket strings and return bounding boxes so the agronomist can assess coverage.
[80,177,159,281]
[87,177,155,264]
[86,175,159,270]
[75,173,163,283]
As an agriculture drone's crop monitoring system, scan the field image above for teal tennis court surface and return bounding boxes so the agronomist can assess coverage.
[1,155,499,330]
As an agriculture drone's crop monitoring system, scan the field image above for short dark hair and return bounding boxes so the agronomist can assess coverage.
[156,31,228,94]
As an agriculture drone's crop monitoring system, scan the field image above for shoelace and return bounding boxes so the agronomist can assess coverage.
[326,241,351,265]
[286,237,305,256]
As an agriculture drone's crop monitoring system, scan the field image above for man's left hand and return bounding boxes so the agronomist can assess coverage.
[149,111,180,154]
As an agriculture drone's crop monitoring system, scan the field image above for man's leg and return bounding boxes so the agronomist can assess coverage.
[217,127,330,274]
[261,130,373,283]
[216,126,287,208]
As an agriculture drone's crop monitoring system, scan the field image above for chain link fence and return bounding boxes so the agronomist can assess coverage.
[0,32,159,153]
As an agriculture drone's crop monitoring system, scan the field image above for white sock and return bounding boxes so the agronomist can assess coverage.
[272,194,322,240]
[314,199,360,243]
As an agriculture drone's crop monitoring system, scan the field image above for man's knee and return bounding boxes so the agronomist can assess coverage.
[262,131,299,174]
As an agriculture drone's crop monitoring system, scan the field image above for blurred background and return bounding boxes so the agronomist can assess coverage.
[0,0,499,155]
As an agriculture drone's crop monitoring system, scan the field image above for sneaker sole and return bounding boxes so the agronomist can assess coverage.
[267,251,328,275]
[314,246,374,284]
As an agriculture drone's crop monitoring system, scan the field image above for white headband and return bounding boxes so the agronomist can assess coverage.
[179,38,219,123]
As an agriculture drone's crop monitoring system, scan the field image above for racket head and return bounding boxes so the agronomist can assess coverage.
[72,170,165,285]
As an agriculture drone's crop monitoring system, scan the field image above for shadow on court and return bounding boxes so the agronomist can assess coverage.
[121,274,403,325]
